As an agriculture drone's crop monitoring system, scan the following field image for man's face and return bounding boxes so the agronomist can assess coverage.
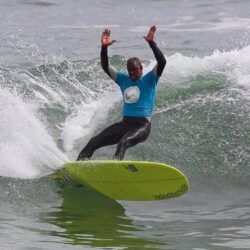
[127,60,143,82]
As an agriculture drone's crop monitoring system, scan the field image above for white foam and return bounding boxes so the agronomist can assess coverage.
[61,88,121,158]
[160,46,250,100]
[0,88,68,179]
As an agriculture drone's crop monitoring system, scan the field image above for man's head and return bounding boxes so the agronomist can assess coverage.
[127,57,143,82]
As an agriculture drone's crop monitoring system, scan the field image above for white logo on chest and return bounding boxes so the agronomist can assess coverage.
[124,86,140,104]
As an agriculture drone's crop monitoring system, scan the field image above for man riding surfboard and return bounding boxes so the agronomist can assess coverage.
[77,25,166,160]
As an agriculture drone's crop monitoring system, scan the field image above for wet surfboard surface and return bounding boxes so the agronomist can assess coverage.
[63,160,189,201]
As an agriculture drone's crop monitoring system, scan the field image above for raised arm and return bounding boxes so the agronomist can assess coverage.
[144,25,166,76]
[101,29,117,81]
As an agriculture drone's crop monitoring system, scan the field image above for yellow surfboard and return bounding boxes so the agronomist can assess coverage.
[63,160,189,201]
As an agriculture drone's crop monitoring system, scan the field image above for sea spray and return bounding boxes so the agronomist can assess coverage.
[0,88,68,178]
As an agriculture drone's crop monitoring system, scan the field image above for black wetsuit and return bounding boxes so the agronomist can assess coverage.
[77,117,151,160]
[77,41,166,160]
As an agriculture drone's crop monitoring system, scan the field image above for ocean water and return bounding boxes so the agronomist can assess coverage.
[0,0,250,249]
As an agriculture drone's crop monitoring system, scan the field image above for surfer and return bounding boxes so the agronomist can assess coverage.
[77,25,166,160]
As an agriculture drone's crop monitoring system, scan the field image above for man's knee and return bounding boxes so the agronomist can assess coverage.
[120,131,148,148]
[89,135,98,145]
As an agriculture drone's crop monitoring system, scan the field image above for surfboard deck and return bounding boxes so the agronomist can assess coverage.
[63,160,189,201]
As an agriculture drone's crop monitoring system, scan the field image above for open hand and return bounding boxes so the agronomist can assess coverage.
[143,25,157,42]
[101,29,116,47]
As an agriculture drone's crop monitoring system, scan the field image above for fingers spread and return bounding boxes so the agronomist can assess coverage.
[151,25,156,32]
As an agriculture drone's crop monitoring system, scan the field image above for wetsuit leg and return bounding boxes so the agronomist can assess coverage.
[113,122,151,160]
[77,121,129,160]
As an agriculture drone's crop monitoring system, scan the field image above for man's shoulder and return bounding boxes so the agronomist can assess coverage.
[116,71,129,81]
[116,71,129,85]
[117,71,129,77]
[141,70,160,88]
[142,70,159,81]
